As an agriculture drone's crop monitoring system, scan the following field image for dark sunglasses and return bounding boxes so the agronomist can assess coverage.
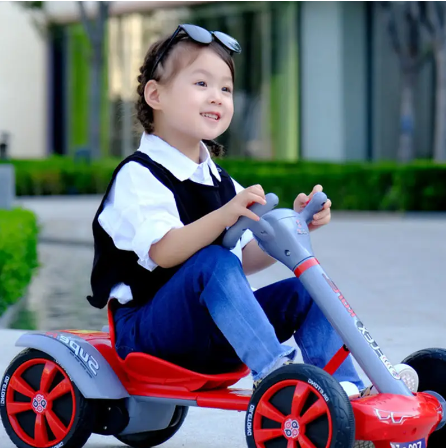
[149,24,242,80]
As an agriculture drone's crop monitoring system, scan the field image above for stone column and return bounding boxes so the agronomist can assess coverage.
[300,1,367,161]
[0,164,15,210]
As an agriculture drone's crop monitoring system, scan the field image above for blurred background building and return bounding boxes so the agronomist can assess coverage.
[0,1,48,159]
[0,1,436,162]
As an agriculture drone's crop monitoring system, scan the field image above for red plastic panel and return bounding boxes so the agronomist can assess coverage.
[352,392,441,444]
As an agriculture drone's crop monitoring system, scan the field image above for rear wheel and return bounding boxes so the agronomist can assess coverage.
[0,348,94,448]
[402,348,446,448]
[115,405,188,448]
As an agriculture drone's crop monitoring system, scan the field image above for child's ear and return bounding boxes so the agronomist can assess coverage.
[144,80,162,110]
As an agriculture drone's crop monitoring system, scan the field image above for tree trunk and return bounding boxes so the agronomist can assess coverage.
[433,47,446,161]
[398,71,416,162]
[89,46,102,159]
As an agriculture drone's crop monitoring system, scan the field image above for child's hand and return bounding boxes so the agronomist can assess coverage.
[220,185,267,227]
[293,184,332,231]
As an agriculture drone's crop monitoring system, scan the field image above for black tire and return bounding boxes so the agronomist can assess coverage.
[402,348,446,448]
[116,405,189,448]
[246,363,355,448]
[0,348,94,448]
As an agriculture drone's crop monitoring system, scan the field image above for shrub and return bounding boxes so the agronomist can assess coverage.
[0,209,39,316]
[218,159,446,211]
[2,156,446,211]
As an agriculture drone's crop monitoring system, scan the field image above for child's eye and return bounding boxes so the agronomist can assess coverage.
[195,81,207,87]
[222,86,232,93]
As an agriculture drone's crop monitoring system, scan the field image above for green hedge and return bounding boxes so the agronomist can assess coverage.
[2,157,446,211]
[0,209,39,316]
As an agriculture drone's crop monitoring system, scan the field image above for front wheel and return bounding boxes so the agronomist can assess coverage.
[0,348,94,448]
[246,363,355,448]
[402,348,446,448]
[115,405,188,448]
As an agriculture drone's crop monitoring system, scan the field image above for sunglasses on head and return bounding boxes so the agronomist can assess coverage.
[149,24,242,80]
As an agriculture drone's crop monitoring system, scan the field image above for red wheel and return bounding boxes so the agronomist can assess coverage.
[246,364,355,448]
[1,349,94,448]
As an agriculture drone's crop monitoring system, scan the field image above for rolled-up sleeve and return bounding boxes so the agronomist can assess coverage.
[98,162,183,271]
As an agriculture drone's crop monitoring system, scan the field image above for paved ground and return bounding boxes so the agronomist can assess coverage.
[1,196,445,447]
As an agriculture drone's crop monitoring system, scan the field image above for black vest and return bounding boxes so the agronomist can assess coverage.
[87,151,237,309]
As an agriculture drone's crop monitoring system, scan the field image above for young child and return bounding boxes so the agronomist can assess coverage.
[88,24,417,396]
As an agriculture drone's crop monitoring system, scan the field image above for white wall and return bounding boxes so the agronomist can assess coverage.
[0,2,48,159]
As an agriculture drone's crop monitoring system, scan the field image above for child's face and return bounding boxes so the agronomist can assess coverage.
[158,48,234,143]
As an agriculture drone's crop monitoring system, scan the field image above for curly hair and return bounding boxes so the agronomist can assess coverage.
[135,34,235,158]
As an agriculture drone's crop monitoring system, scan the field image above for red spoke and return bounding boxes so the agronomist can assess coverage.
[9,376,35,398]
[287,439,297,448]
[298,433,318,448]
[256,400,286,423]
[46,409,67,439]
[255,428,283,443]
[300,398,327,426]
[48,379,71,401]
[7,402,32,415]
[40,362,58,394]
[34,413,49,446]
[291,382,311,417]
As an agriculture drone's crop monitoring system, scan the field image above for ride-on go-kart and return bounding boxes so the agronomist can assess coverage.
[1,192,446,448]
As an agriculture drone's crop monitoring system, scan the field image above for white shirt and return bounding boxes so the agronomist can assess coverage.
[98,133,254,304]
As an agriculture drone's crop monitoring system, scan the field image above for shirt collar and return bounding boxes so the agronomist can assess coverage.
[137,133,221,182]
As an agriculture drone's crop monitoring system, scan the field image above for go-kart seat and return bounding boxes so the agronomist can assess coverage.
[107,299,250,391]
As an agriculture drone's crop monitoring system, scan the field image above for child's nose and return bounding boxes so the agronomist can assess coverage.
[209,90,222,105]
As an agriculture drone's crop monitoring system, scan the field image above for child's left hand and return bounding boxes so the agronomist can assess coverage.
[293,184,332,231]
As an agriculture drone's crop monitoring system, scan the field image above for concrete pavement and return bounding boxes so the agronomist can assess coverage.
[1,195,445,447]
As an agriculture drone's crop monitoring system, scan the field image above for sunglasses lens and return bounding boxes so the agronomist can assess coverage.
[213,31,242,53]
[181,24,213,44]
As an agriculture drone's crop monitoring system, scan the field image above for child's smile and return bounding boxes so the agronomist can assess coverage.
[200,112,221,121]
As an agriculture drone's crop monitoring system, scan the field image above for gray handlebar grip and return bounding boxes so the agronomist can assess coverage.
[299,191,328,224]
[222,193,279,250]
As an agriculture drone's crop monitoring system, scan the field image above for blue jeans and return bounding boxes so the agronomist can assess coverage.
[114,245,364,387]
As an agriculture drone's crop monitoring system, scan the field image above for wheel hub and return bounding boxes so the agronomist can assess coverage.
[282,417,300,439]
[3,357,77,447]
[32,393,48,414]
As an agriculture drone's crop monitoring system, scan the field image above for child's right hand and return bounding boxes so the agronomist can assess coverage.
[219,185,267,227]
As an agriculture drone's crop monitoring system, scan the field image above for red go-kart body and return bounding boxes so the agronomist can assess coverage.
[53,302,443,448]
